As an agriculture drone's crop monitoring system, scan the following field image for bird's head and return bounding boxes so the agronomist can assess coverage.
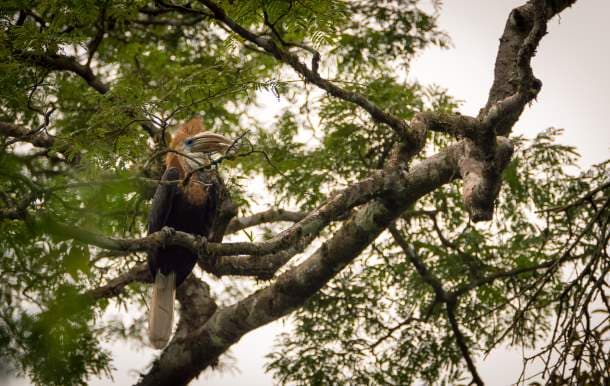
[168,118,236,170]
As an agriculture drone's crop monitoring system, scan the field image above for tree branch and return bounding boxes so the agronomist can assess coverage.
[135,136,465,385]
[225,208,307,234]
[388,225,448,302]
[86,5,113,67]
[211,234,316,279]
[132,15,206,27]
[389,225,484,385]
[177,0,561,225]
[87,264,151,301]
[421,0,576,223]
[0,120,55,148]
[0,191,40,220]
[454,0,574,222]
[10,37,159,137]
[483,0,577,132]
[173,275,217,340]
[415,112,479,139]
[457,136,514,222]
[18,52,109,94]
[53,167,411,263]
[196,0,425,153]
[538,181,610,213]
[446,300,485,386]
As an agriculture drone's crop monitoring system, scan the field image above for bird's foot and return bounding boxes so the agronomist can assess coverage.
[160,226,176,248]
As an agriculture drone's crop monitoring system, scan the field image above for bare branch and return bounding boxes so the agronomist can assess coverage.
[388,225,447,302]
[483,0,577,132]
[443,0,576,222]
[389,225,484,385]
[87,264,151,301]
[446,301,485,386]
[225,208,307,234]
[211,233,316,279]
[415,112,479,139]
[538,181,610,213]
[458,136,514,222]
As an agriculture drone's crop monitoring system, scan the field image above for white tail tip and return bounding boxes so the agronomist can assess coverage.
[148,270,176,349]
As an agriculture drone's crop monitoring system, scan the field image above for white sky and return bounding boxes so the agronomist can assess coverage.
[6,1,609,386]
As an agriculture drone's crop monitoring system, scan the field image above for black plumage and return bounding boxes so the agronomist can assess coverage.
[147,167,219,287]
[146,118,233,349]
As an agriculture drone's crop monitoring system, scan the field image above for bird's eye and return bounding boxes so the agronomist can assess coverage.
[185,139,193,146]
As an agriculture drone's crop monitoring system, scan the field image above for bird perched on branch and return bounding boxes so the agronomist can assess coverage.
[147,117,234,349]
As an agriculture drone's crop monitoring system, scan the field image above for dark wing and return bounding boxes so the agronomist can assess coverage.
[207,173,236,243]
[148,167,180,277]
[147,167,180,234]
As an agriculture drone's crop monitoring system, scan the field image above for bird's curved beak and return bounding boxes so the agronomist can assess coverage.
[190,132,235,154]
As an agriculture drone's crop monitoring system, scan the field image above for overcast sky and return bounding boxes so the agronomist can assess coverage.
[7,1,609,385]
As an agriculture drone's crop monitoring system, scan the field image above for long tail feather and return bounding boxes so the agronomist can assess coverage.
[148,270,176,349]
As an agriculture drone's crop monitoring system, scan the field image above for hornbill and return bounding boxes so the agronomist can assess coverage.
[147,117,234,349]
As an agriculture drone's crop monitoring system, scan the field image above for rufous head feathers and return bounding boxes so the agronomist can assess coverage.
[166,118,234,168]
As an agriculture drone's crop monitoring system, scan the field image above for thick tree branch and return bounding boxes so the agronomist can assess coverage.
[455,0,575,222]
[484,0,577,131]
[53,167,411,263]
[173,275,217,340]
[416,112,479,139]
[135,137,466,385]
[419,0,576,223]
[457,136,514,222]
